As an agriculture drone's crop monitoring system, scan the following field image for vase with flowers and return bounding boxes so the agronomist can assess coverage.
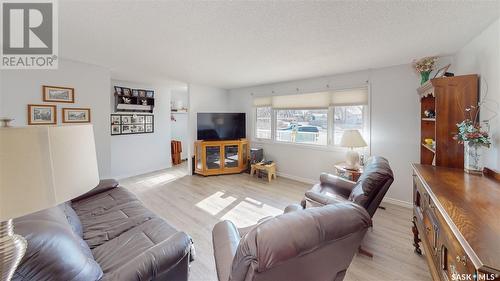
[453,105,491,174]
[413,56,438,84]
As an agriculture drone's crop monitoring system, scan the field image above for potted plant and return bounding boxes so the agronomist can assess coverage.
[453,105,491,174]
[413,56,438,84]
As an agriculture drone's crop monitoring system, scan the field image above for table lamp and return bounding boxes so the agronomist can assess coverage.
[339,129,367,170]
[0,125,99,281]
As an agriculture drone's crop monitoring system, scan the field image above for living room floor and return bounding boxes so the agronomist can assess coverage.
[121,163,431,281]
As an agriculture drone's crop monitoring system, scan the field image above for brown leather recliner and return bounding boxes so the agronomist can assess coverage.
[212,202,372,281]
[302,156,394,218]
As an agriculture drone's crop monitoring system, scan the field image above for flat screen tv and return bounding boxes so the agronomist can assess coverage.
[197,113,246,141]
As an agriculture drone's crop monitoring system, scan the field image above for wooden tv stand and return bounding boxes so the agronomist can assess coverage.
[194,139,249,176]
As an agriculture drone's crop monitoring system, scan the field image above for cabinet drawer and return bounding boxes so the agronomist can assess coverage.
[430,200,476,281]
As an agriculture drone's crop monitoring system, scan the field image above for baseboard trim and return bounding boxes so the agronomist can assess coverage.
[113,164,172,180]
[382,197,412,209]
[276,172,316,184]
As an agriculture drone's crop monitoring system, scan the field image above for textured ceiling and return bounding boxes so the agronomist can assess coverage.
[59,1,500,89]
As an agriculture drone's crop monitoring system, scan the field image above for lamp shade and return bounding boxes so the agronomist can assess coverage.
[0,125,99,221]
[339,129,367,148]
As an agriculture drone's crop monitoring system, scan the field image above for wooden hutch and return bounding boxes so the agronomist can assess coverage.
[194,139,249,176]
[411,75,500,281]
[417,75,478,168]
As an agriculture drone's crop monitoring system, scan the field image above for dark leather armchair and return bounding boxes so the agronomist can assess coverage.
[212,202,372,281]
[302,156,394,218]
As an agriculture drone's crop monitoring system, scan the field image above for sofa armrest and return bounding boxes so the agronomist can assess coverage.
[104,232,192,281]
[305,190,350,207]
[213,220,241,281]
[72,179,119,202]
[319,173,356,197]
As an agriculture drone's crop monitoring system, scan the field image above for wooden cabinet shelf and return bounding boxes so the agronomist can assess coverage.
[194,139,249,176]
[421,143,435,153]
[418,75,478,169]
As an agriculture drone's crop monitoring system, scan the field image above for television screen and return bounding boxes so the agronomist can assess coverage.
[197,113,246,141]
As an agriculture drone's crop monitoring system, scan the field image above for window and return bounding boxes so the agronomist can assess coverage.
[275,109,328,145]
[255,107,272,139]
[252,86,369,148]
[333,105,365,145]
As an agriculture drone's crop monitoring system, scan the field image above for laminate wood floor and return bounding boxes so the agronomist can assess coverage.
[121,163,432,281]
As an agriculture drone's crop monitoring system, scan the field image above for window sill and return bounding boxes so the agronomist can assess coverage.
[251,138,348,153]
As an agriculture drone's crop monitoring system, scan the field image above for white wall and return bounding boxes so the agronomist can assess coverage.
[0,59,112,178]
[452,19,500,170]
[171,89,189,110]
[171,89,189,160]
[110,80,172,178]
[187,84,230,171]
[229,64,421,204]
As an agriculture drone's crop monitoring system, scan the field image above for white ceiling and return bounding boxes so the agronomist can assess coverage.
[59,1,500,89]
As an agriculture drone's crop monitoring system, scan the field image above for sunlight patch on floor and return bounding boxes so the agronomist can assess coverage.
[135,173,179,187]
[195,191,238,216]
[220,199,282,228]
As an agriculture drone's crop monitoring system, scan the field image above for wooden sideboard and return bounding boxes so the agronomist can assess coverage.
[412,164,500,281]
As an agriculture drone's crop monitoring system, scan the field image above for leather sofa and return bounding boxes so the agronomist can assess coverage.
[302,156,394,217]
[212,202,372,281]
[13,179,194,281]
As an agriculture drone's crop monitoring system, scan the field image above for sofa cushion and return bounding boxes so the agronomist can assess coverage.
[91,218,191,281]
[13,205,103,281]
[72,186,139,215]
[72,186,157,249]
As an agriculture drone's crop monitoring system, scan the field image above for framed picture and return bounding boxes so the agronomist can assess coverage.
[111,115,121,125]
[111,125,121,135]
[62,108,91,123]
[122,125,131,134]
[121,115,131,124]
[114,86,123,95]
[433,64,451,79]
[138,90,146,97]
[43,86,75,103]
[110,114,154,135]
[132,89,139,97]
[146,91,154,98]
[131,115,144,124]
[28,104,57,125]
[122,87,131,96]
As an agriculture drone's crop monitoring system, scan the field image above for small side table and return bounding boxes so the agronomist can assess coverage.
[251,162,276,182]
[334,162,363,182]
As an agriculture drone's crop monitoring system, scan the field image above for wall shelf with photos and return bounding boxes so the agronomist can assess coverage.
[110,114,154,135]
[114,86,155,113]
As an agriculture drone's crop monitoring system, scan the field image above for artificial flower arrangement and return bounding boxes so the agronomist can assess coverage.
[453,103,492,173]
[412,56,438,84]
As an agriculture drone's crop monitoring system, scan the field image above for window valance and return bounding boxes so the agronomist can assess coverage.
[252,87,368,108]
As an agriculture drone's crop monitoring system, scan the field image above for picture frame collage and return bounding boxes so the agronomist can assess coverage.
[28,86,91,125]
[111,114,154,135]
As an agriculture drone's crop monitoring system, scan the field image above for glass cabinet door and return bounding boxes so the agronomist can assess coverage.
[242,143,248,163]
[196,144,203,170]
[205,146,221,170]
[224,145,239,168]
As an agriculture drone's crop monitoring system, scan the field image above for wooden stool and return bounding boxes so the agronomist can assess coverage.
[251,162,276,182]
